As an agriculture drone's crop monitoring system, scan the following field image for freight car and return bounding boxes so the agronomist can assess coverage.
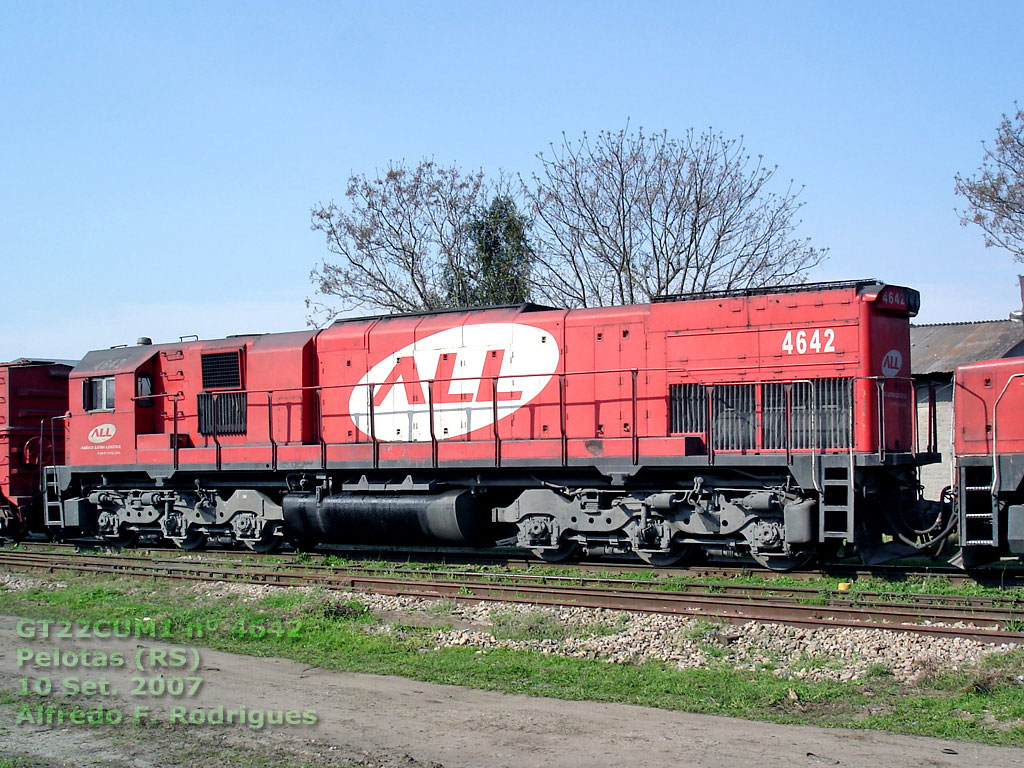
[32,279,960,570]
[0,360,72,537]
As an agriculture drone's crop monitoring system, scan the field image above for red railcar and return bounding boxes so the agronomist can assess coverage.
[953,358,1024,565]
[46,280,938,567]
[0,360,71,536]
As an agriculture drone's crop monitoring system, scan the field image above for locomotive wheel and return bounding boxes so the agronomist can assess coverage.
[751,549,815,572]
[531,541,580,563]
[243,532,281,553]
[172,531,206,551]
[637,543,697,567]
[105,530,139,548]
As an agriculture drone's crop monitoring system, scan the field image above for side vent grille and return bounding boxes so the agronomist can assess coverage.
[711,384,755,450]
[669,384,707,434]
[201,352,241,390]
[670,378,852,451]
[670,383,756,449]
[762,378,852,450]
[198,392,247,435]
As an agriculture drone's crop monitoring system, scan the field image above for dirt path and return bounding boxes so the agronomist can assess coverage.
[1,615,1021,768]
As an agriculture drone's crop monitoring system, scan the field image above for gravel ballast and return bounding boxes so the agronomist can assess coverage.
[187,582,1021,685]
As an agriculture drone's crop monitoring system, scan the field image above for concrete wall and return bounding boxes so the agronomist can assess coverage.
[916,380,953,501]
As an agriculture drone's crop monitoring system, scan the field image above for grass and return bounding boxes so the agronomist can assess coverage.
[1,572,1023,747]
[488,608,625,642]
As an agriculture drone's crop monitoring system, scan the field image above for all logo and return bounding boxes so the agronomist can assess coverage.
[87,424,117,444]
[349,322,560,442]
[881,349,903,378]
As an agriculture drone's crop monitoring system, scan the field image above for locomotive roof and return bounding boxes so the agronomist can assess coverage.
[71,344,167,376]
[327,282,890,324]
[652,279,883,303]
[330,302,559,325]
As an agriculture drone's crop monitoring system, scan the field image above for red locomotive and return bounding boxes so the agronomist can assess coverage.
[26,278,961,570]
[953,358,1024,566]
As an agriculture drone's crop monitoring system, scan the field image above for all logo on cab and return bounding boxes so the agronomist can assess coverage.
[882,349,903,378]
[349,322,560,442]
[87,424,117,444]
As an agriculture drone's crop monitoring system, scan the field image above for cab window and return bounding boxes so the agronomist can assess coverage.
[136,374,153,408]
[83,376,115,411]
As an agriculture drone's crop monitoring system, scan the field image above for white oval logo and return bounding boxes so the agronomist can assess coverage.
[881,349,903,378]
[88,424,117,444]
[349,322,560,442]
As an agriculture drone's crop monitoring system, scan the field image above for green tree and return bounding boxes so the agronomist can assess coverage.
[955,104,1024,261]
[445,195,533,306]
[308,160,488,324]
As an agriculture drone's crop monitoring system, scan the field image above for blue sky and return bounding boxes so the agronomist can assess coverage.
[2,0,1022,361]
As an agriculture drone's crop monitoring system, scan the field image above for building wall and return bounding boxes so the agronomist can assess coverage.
[916,381,953,500]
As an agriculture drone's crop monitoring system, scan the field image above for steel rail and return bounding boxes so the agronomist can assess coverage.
[8,540,1024,587]
[2,551,1023,643]
[9,550,1024,614]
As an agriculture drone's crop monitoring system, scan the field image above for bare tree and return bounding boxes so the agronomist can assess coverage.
[955,104,1024,262]
[523,126,826,307]
[308,160,488,324]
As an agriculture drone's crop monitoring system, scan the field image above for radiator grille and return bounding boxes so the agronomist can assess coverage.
[201,352,241,390]
[711,384,755,450]
[762,378,852,449]
[198,391,247,435]
[670,378,852,451]
[669,384,707,434]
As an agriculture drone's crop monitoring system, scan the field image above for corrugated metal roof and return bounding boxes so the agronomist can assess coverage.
[910,320,1024,374]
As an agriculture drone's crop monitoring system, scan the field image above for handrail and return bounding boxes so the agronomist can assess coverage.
[316,388,327,468]
[427,380,438,469]
[172,393,180,470]
[703,384,712,465]
[784,383,793,466]
[211,393,220,471]
[492,376,501,468]
[991,372,1024,497]
[267,391,276,471]
[631,370,639,466]
[368,385,378,469]
[83,370,924,475]
[875,379,886,462]
[558,374,567,466]
[909,381,937,455]
[38,415,67,494]
[130,391,183,470]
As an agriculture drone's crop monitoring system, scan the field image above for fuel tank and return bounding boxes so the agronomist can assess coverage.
[281,490,493,546]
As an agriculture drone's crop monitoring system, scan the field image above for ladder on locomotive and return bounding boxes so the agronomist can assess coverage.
[38,417,66,529]
[961,465,999,547]
[42,465,63,527]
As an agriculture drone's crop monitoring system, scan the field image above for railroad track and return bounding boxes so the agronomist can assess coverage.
[2,549,1023,643]
[11,539,1024,587]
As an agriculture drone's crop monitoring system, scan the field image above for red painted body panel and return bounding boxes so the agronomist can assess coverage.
[954,357,1024,457]
[0,361,71,513]
[63,283,919,471]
